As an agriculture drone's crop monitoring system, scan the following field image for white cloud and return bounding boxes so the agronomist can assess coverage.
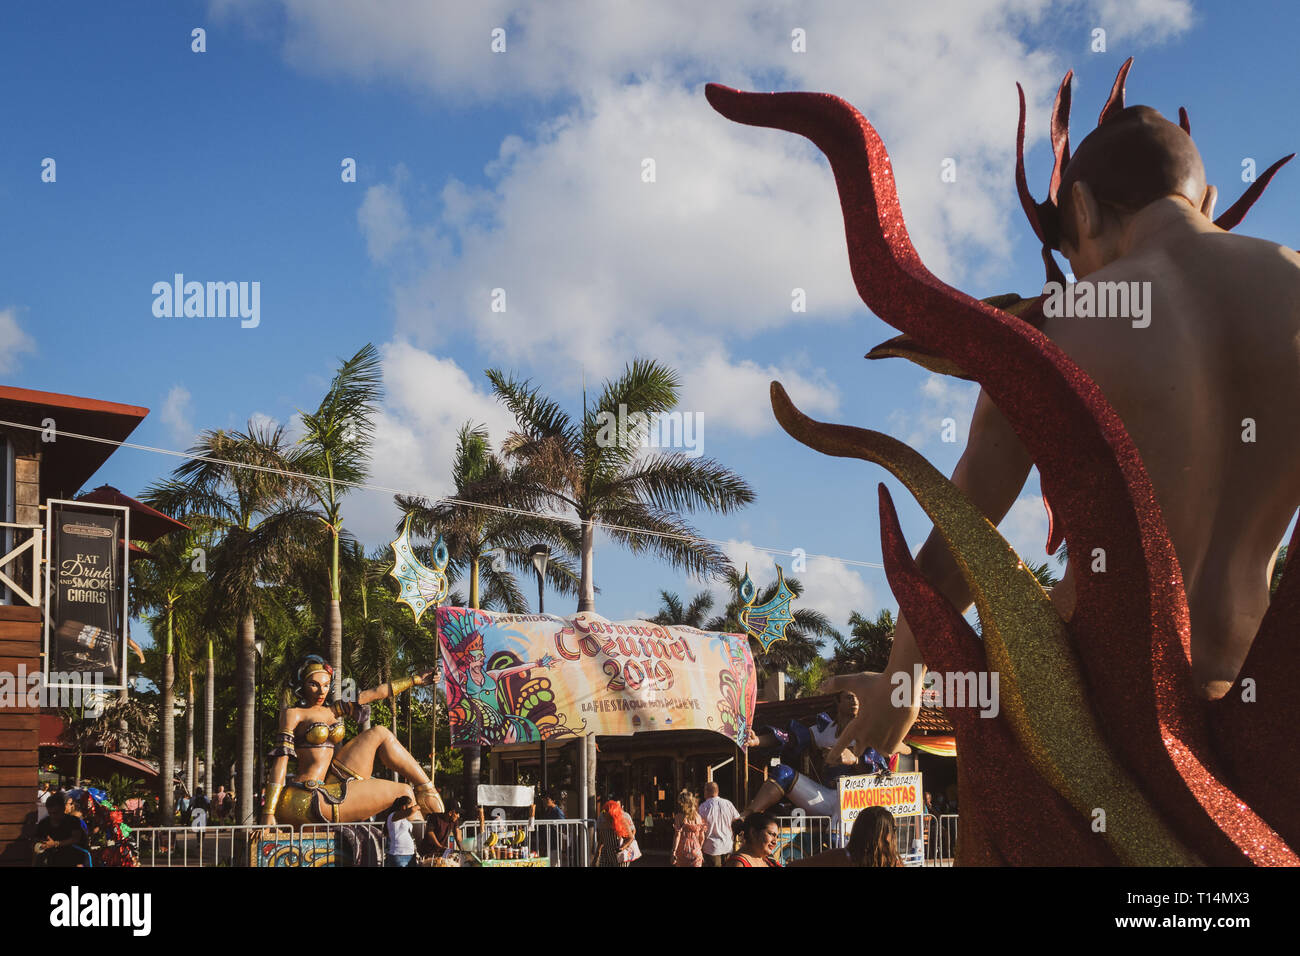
[1093,0,1194,43]
[158,385,194,446]
[678,352,839,438]
[997,480,1053,564]
[888,373,980,450]
[0,308,35,373]
[341,341,520,548]
[358,179,413,262]
[217,0,1194,445]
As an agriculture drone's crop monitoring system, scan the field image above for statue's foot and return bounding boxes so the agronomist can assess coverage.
[414,781,444,815]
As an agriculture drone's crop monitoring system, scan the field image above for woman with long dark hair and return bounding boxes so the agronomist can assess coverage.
[846,805,904,867]
[384,795,418,867]
[726,812,782,867]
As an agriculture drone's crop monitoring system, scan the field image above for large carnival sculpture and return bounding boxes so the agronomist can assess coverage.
[262,653,445,827]
[707,60,1299,865]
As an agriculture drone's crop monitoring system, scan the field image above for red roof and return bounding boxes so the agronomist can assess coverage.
[78,485,189,544]
[0,385,149,499]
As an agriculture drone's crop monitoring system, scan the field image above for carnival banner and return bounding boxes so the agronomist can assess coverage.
[839,771,925,835]
[44,499,130,689]
[436,607,757,748]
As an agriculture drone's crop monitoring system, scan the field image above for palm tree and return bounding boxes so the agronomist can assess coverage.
[397,422,580,807]
[1026,559,1060,590]
[486,360,755,612]
[789,656,831,698]
[1271,545,1288,597]
[830,608,896,675]
[705,569,839,689]
[131,529,204,822]
[651,589,715,629]
[60,696,154,786]
[397,422,581,614]
[289,343,384,695]
[145,422,317,824]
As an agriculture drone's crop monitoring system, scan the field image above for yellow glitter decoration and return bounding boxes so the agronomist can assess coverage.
[770,383,1199,866]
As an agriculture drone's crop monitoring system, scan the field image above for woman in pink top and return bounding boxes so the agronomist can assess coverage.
[672,790,707,867]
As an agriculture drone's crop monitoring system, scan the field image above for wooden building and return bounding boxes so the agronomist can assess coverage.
[0,386,148,865]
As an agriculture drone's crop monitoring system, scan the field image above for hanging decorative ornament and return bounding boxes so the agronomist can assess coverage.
[737,563,796,653]
[389,515,449,623]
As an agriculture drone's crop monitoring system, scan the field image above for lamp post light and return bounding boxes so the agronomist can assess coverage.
[529,544,550,798]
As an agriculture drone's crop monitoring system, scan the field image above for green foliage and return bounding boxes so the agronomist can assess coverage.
[486,360,755,609]
[830,608,895,674]
[789,657,830,698]
[397,421,580,613]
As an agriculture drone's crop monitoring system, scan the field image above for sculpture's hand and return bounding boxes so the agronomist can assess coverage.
[414,669,437,687]
[818,670,917,759]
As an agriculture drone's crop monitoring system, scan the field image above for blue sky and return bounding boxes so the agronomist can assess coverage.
[3,1,1297,652]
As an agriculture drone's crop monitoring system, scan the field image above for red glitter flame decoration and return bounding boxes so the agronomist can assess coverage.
[706,79,1299,865]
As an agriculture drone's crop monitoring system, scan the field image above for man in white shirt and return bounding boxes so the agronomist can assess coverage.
[698,781,740,867]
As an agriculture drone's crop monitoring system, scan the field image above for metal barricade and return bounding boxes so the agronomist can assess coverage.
[932,813,958,866]
[457,818,593,867]
[773,814,839,865]
[894,813,928,866]
[131,825,266,867]
[131,822,393,867]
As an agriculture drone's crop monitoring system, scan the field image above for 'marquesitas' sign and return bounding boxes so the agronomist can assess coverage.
[839,771,925,835]
[436,607,756,747]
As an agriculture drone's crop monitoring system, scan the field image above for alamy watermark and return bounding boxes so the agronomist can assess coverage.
[0,666,106,716]
[1041,280,1151,328]
[152,274,260,328]
[891,664,1000,718]
[594,403,704,457]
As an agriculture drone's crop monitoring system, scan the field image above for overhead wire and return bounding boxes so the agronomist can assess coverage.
[0,417,887,571]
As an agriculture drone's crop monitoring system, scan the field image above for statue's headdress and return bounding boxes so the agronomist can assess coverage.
[1016,57,1293,286]
[294,654,333,702]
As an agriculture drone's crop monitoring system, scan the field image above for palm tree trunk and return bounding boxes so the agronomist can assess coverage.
[185,670,196,794]
[578,517,596,612]
[328,601,343,702]
[161,617,175,824]
[470,557,480,610]
[328,527,342,701]
[204,638,214,796]
[236,609,256,825]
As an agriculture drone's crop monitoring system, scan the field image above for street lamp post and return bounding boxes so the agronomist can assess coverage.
[529,544,550,799]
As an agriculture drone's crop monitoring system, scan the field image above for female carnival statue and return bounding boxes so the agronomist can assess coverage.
[262,655,444,827]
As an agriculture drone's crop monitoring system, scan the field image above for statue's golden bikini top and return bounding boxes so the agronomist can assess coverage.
[269,700,368,760]
[298,720,347,749]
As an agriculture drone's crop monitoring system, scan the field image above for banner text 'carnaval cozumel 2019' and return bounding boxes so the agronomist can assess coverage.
[436,607,757,748]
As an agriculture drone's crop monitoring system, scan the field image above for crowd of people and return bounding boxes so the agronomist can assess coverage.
[592,779,904,868]
[33,775,910,868]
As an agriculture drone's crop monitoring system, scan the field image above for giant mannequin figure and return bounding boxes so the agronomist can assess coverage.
[822,88,1300,765]
[262,656,445,826]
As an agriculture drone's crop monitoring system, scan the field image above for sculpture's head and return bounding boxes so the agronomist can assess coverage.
[1057,105,1207,275]
[1018,58,1290,282]
[295,654,333,706]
